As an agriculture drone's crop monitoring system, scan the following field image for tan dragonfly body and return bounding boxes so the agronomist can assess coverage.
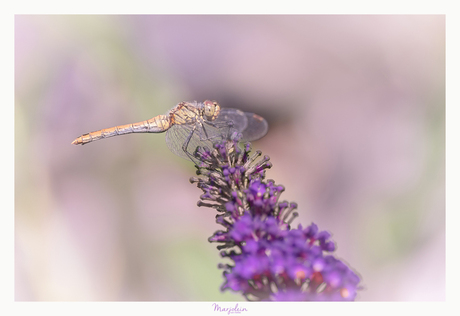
[72,100,268,163]
[71,100,220,145]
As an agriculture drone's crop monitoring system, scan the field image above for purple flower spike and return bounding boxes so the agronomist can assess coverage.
[190,135,361,301]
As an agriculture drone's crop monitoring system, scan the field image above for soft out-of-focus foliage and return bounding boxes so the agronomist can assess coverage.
[15,15,444,301]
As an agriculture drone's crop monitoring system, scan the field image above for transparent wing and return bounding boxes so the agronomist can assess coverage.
[240,112,269,141]
[214,108,248,133]
[165,122,225,160]
[215,108,268,142]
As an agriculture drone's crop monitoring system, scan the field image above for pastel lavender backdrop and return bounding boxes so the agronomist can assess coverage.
[15,15,445,301]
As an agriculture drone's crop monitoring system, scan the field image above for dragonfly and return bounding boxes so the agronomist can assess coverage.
[71,100,268,163]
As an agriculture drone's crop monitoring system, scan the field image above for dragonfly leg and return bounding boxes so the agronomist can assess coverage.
[202,120,235,141]
[181,125,200,165]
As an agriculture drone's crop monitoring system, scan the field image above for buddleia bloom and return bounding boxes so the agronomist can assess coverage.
[189,133,361,301]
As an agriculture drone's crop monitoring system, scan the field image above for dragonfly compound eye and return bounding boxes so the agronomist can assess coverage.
[203,100,220,121]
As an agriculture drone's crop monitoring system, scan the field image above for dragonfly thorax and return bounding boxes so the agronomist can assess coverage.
[202,100,221,121]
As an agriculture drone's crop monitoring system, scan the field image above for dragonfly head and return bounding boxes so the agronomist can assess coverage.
[203,100,221,121]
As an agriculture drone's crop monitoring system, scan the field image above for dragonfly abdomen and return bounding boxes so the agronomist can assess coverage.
[71,115,171,145]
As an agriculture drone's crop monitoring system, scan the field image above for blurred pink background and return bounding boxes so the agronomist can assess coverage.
[15,15,445,301]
